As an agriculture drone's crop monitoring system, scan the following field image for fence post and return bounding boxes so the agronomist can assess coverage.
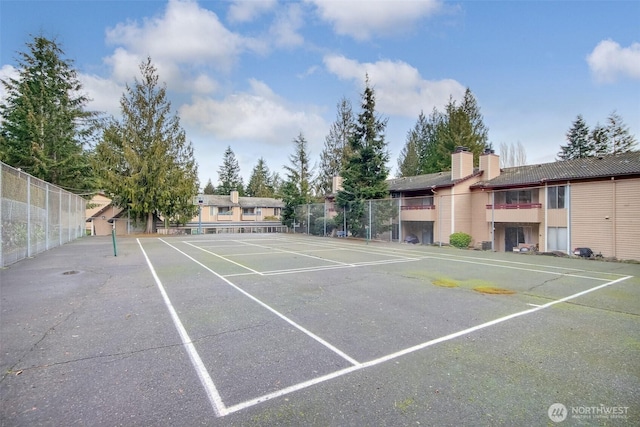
[27,175,31,257]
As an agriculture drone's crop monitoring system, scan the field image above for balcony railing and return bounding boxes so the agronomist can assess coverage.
[401,205,436,210]
[486,203,542,223]
[486,203,542,210]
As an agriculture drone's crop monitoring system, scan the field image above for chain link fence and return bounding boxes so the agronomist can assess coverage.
[293,195,452,245]
[292,198,403,242]
[1,162,87,267]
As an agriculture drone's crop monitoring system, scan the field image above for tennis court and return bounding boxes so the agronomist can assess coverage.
[1,233,638,425]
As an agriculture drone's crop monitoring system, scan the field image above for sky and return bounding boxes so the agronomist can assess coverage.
[1,0,639,189]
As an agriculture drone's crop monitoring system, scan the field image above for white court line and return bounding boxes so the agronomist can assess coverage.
[136,239,228,417]
[287,239,615,282]
[302,238,632,278]
[184,241,264,276]
[159,238,360,367]
[237,240,355,267]
[224,274,632,416]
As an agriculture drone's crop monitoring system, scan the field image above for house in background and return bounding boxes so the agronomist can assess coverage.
[85,193,132,236]
[181,190,285,234]
[329,148,640,261]
[86,190,286,235]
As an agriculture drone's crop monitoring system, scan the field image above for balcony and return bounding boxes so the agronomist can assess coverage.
[217,212,234,221]
[486,203,542,223]
[401,205,436,221]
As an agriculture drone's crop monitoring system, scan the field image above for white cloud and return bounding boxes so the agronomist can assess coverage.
[269,3,305,48]
[227,0,277,23]
[0,65,19,102]
[79,73,124,116]
[587,39,640,83]
[104,0,265,88]
[323,54,465,117]
[309,0,442,40]
[179,78,327,147]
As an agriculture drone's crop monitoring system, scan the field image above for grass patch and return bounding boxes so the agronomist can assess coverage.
[432,278,458,288]
[473,286,515,295]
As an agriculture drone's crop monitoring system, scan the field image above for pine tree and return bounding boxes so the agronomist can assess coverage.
[336,75,389,237]
[0,35,98,191]
[215,146,244,195]
[558,115,593,160]
[246,157,274,197]
[203,179,215,195]
[606,111,637,154]
[316,97,355,194]
[590,124,610,156]
[397,128,420,177]
[95,58,199,232]
[281,132,315,227]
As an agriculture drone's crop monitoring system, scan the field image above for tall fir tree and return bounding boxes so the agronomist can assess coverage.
[95,58,199,232]
[203,179,215,195]
[558,115,593,160]
[336,75,389,237]
[281,132,314,227]
[607,111,637,154]
[397,128,420,177]
[316,97,355,194]
[0,35,99,191]
[246,157,275,197]
[215,146,244,195]
[590,124,610,156]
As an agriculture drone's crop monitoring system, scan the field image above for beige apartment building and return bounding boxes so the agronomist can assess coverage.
[86,190,285,235]
[385,149,640,261]
[188,190,285,234]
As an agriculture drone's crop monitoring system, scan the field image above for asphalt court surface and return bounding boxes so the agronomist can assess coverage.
[2,234,639,426]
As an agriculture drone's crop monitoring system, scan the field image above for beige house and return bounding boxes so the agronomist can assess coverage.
[176,190,285,234]
[86,190,285,235]
[85,193,130,236]
[382,149,640,260]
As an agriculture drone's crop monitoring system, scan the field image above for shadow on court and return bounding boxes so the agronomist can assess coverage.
[1,234,639,426]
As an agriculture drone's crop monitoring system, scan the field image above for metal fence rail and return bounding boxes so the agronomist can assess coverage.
[1,162,86,267]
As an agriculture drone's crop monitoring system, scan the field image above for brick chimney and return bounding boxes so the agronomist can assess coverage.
[479,148,500,180]
[451,146,473,180]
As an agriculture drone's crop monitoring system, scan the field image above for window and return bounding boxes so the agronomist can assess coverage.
[548,227,568,251]
[274,207,281,216]
[243,207,255,215]
[505,190,532,204]
[218,207,232,215]
[548,186,566,209]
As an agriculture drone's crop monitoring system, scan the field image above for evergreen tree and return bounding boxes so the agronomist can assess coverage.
[607,111,637,154]
[95,58,199,232]
[0,35,99,191]
[316,97,355,194]
[203,178,215,195]
[590,124,610,156]
[281,132,314,227]
[336,75,389,237]
[558,115,593,160]
[430,90,490,172]
[215,146,244,195]
[397,128,420,177]
[246,157,274,197]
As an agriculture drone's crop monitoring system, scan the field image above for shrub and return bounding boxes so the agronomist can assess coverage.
[449,232,472,249]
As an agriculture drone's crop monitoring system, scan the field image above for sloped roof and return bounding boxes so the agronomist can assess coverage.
[387,171,480,192]
[200,194,284,208]
[238,196,284,208]
[473,151,640,189]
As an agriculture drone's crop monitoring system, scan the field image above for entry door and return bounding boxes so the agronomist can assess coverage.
[421,222,434,245]
[505,227,525,252]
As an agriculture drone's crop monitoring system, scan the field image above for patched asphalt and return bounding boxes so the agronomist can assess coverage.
[1,234,638,426]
